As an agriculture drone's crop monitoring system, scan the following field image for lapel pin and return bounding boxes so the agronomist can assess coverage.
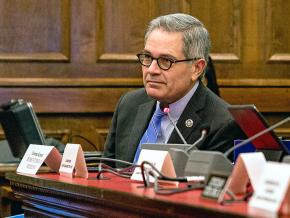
[185,119,193,128]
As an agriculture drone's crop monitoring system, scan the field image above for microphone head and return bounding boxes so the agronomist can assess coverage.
[200,124,210,134]
[163,107,170,114]
[159,103,170,114]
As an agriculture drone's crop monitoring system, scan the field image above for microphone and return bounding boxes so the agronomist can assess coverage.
[186,124,210,153]
[161,105,188,145]
[85,156,139,179]
[86,156,136,166]
[224,116,290,158]
[159,103,211,177]
[161,104,210,151]
[184,116,290,182]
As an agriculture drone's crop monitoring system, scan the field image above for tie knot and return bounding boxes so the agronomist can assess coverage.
[154,106,167,118]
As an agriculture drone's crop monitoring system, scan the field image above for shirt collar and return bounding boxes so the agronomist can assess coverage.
[157,80,200,121]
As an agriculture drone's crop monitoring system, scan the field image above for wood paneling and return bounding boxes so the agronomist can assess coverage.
[0,87,135,113]
[265,0,290,62]
[0,0,289,151]
[0,0,70,61]
[190,0,242,61]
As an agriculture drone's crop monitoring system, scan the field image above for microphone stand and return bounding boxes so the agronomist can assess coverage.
[166,112,188,145]
[224,116,290,157]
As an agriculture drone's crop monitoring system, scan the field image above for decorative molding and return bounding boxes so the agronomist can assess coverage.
[218,79,290,87]
[0,0,70,62]
[0,53,69,62]
[0,78,143,87]
[98,53,138,62]
[96,0,242,63]
[1,78,289,87]
[267,54,290,62]
[275,128,290,139]
[209,0,242,62]
[210,53,240,62]
[265,0,290,63]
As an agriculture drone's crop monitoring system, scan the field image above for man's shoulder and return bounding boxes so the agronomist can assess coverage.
[125,88,147,97]
[196,83,232,119]
[118,88,153,107]
[122,88,152,102]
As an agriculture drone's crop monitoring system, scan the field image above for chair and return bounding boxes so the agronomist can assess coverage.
[204,56,220,96]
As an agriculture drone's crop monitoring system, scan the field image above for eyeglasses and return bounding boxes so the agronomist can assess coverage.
[136,53,197,70]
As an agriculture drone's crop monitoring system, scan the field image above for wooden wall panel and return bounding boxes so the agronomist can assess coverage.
[0,0,70,61]
[0,0,289,151]
[97,0,190,62]
[0,87,135,113]
[220,87,290,112]
[266,0,290,62]
[189,0,241,61]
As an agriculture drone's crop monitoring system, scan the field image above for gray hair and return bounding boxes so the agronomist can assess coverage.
[145,13,211,62]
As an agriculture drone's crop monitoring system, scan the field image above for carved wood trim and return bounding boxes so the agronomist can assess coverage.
[0,87,136,113]
[0,53,69,62]
[0,0,70,62]
[0,78,289,87]
[275,128,290,139]
[210,53,240,62]
[265,0,290,63]
[218,79,290,87]
[0,78,143,87]
[220,87,290,112]
[268,54,290,62]
[98,53,138,62]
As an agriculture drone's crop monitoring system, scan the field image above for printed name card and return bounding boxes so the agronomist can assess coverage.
[131,149,176,183]
[59,143,88,178]
[228,152,266,194]
[249,162,290,217]
[17,144,62,175]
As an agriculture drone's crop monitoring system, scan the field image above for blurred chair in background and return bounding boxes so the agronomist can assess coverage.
[203,56,220,97]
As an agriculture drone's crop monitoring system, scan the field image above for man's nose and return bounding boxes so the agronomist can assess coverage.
[148,59,161,72]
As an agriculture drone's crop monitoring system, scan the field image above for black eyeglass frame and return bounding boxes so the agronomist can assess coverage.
[136,53,199,70]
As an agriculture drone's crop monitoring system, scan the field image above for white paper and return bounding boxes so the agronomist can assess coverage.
[249,162,290,216]
[240,152,266,190]
[131,149,169,182]
[228,152,266,194]
[17,144,60,175]
[59,143,88,178]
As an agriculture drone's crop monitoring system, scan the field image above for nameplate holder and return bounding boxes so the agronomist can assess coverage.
[131,149,176,183]
[228,152,266,194]
[17,144,62,175]
[59,143,88,178]
[249,162,290,217]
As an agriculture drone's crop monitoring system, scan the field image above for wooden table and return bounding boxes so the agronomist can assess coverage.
[0,164,52,217]
[0,163,20,217]
[5,172,260,218]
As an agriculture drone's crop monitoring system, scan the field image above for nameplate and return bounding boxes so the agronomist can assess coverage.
[59,143,88,178]
[228,152,266,194]
[17,144,62,175]
[249,162,290,217]
[131,149,176,183]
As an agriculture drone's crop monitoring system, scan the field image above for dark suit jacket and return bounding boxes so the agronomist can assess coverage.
[103,82,245,167]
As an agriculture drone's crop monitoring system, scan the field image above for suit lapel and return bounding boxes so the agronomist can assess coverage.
[168,83,207,144]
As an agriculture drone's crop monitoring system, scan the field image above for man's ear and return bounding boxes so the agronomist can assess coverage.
[191,59,207,79]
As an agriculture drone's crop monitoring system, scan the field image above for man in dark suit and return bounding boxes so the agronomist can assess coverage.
[103,13,245,167]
